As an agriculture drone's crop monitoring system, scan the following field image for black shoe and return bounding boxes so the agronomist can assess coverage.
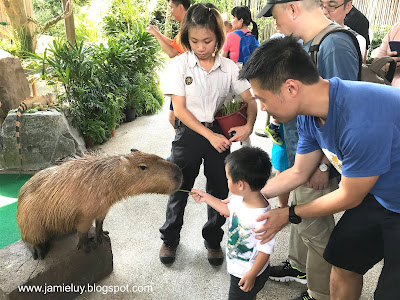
[269,260,307,284]
[294,291,316,300]
[159,243,176,265]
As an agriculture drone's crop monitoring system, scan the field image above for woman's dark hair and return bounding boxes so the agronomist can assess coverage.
[225,147,271,191]
[179,3,225,54]
[231,5,258,39]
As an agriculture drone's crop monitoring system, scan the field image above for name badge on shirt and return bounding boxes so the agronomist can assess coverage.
[185,76,193,85]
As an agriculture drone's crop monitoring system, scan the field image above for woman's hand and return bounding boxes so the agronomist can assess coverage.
[228,124,253,142]
[208,132,231,153]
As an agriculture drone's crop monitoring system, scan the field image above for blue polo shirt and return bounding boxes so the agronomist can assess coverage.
[297,77,400,213]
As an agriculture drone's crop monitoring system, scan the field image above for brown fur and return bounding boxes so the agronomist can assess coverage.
[16,150,182,257]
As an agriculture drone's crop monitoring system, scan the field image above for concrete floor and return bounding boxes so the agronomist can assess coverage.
[76,100,382,300]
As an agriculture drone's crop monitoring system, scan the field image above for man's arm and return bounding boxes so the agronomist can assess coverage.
[255,174,379,243]
[307,155,332,190]
[261,149,323,198]
[146,25,180,58]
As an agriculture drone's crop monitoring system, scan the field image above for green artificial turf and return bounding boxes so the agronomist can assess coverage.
[0,174,33,249]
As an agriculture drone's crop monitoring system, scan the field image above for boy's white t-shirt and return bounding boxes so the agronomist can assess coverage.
[226,194,275,278]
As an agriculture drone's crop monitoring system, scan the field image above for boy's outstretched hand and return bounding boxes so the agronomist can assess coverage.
[190,189,207,202]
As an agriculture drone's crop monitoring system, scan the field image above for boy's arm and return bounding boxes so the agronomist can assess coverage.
[191,189,230,217]
[238,252,270,292]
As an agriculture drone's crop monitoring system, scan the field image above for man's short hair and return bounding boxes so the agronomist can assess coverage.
[239,35,320,93]
[170,0,190,11]
[225,147,271,191]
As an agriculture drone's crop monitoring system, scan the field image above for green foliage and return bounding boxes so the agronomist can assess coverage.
[32,0,65,37]
[220,98,243,116]
[34,7,165,144]
[0,39,22,58]
[32,0,91,37]
[366,24,392,64]
[74,11,99,42]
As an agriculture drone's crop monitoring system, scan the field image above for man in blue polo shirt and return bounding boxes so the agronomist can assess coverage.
[240,35,400,300]
[256,0,359,299]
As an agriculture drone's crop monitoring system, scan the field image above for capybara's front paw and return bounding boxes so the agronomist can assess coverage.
[30,241,50,260]
[77,237,97,253]
[97,230,110,244]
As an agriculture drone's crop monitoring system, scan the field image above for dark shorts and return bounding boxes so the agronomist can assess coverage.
[324,193,400,299]
[228,265,270,300]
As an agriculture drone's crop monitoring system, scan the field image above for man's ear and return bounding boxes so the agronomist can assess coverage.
[344,1,353,14]
[289,2,301,20]
[284,79,300,97]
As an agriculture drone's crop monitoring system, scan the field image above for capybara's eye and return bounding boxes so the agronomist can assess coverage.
[138,165,148,170]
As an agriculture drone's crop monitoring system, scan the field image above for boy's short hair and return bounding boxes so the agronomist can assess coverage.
[239,35,319,93]
[225,147,271,191]
[170,0,191,11]
[179,3,225,53]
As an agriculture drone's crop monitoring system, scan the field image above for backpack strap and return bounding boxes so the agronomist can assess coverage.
[234,30,245,38]
[309,24,362,81]
[234,30,252,38]
[368,56,397,84]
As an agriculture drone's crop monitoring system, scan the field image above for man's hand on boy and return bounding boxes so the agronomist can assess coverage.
[254,207,289,244]
[238,272,256,292]
[219,198,231,217]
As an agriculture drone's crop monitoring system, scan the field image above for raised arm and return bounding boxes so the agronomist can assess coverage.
[146,25,180,58]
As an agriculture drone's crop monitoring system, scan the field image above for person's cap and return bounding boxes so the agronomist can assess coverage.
[256,0,301,18]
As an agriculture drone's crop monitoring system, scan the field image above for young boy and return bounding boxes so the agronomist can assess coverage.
[191,147,275,300]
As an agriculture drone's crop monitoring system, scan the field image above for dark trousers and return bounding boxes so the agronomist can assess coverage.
[228,265,270,300]
[160,123,229,249]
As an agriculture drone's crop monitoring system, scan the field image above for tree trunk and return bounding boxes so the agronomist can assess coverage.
[61,0,75,45]
[0,0,37,53]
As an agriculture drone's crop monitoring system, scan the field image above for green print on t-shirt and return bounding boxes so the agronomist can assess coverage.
[227,212,253,261]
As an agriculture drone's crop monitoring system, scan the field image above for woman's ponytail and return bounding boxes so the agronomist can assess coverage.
[251,20,259,40]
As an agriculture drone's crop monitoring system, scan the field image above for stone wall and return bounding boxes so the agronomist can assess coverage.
[0,50,30,128]
[0,109,86,171]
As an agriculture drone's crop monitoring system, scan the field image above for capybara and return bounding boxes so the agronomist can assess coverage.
[16,149,183,259]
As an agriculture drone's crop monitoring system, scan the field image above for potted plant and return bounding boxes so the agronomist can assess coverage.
[124,89,138,122]
[215,98,248,139]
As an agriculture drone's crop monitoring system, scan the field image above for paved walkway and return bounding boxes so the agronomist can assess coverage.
[76,99,381,300]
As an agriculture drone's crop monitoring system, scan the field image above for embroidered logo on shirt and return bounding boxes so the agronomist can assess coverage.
[185,76,193,85]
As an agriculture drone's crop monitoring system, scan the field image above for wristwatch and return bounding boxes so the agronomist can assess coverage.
[319,163,330,172]
[289,205,302,224]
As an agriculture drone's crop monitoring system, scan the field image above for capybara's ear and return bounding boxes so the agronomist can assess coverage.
[119,156,129,164]
[130,149,138,153]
